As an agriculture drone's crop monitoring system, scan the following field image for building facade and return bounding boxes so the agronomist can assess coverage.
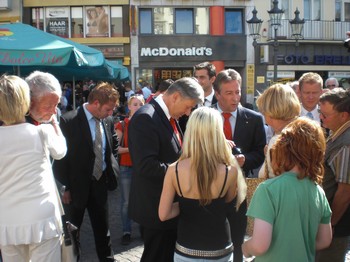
[2,0,350,103]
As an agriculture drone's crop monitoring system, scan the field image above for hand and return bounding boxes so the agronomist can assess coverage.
[62,190,72,204]
[235,154,245,167]
[226,139,236,148]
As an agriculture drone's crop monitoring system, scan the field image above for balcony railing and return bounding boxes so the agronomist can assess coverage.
[268,19,350,41]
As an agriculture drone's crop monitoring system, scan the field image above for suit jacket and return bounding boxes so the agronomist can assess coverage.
[213,104,266,175]
[53,106,119,209]
[128,99,182,229]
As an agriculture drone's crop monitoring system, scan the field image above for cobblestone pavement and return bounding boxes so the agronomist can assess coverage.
[79,189,350,262]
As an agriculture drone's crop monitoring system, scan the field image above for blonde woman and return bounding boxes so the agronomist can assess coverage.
[159,107,246,262]
[256,83,301,178]
[0,75,66,262]
[115,94,145,245]
[242,118,332,261]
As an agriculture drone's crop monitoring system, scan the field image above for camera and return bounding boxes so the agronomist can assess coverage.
[232,147,242,155]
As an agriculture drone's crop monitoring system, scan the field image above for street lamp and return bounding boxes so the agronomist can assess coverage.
[246,0,304,82]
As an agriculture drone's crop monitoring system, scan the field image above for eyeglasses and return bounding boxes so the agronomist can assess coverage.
[317,108,338,119]
[326,84,336,88]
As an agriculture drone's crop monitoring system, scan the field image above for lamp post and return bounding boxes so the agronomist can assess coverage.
[246,0,304,82]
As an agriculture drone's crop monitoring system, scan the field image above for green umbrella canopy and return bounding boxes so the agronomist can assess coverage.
[0,22,104,67]
[0,23,129,81]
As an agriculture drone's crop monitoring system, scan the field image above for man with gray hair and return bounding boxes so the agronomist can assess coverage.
[128,77,204,262]
[25,71,62,125]
[325,77,339,90]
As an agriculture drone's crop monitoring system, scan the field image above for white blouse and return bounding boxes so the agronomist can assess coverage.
[0,123,66,245]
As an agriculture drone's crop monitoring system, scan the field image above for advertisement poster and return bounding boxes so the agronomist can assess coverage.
[86,6,109,37]
[47,18,69,38]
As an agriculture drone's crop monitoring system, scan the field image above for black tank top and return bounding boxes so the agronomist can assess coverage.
[175,162,232,251]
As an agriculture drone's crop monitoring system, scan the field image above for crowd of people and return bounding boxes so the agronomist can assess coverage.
[0,62,349,262]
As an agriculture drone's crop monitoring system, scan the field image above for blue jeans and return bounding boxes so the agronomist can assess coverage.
[119,166,133,234]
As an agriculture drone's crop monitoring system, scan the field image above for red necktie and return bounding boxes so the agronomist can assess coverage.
[222,113,232,140]
[170,118,182,146]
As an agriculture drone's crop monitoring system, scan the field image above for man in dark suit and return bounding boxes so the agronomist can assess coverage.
[53,83,120,262]
[213,69,266,262]
[179,62,217,131]
[128,77,204,262]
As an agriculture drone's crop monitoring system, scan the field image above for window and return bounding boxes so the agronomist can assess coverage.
[303,0,321,20]
[154,8,173,34]
[71,7,83,37]
[278,0,290,19]
[225,9,243,34]
[139,7,209,35]
[335,0,341,21]
[32,8,44,30]
[345,3,350,21]
[111,6,123,36]
[175,9,193,34]
[195,8,209,34]
[140,9,152,34]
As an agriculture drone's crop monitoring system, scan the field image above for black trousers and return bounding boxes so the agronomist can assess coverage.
[140,226,177,262]
[65,176,114,262]
[227,199,247,262]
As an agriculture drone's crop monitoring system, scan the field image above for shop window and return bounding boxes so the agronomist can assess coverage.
[175,9,193,34]
[71,7,83,37]
[111,6,123,36]
[225,9,243,34]
[140,9,152,34]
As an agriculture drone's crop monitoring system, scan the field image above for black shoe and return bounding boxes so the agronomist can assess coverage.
[121,233,131,245]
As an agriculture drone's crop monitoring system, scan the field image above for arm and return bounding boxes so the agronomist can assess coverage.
[241,114,266,172]
[159,165,179,221]
[316,223,332,250]
[225,166,237,203]
[115,125,129,154]
[330,146,350,226]
[42,121,67,160]
[128,110,171,180]
[330,183,350,226]
[242,218,272,257]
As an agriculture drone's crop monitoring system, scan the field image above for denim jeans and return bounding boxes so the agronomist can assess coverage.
[119,166,133,234]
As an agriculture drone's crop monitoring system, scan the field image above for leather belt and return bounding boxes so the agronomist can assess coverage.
[175,242,233,258]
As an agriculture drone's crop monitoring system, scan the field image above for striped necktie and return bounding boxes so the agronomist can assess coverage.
[92,118,103,180]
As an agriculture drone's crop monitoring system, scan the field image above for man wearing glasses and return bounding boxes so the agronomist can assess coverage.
[325,77,339,90]
[316,88,350,262]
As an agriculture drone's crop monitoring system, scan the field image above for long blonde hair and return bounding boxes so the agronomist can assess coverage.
[179,107,246,207]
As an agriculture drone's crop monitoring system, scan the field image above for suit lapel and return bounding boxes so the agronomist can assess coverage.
[234,107,248,141]
[150,100,182,149]
[78,107,94,149]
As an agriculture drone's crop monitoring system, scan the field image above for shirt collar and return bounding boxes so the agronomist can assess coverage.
[155,94,171,120]
[216,104,238,118]
[83,103,95,121]
[328,120,350,142]
[205,88,215,103]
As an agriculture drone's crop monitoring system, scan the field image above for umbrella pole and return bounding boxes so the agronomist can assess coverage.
[73,76,76,110]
